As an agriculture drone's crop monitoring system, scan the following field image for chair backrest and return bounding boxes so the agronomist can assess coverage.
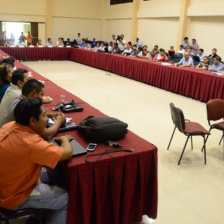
[169,103,186,131]
[207,99,224,122]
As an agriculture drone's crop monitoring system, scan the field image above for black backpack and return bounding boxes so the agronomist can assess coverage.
[78,116,128,143]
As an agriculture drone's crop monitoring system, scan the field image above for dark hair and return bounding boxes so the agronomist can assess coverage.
[0,64,12,85]
[199,48,204,53]
[14,98,42,126]
[160,48,165,52]
[184,37,188,40]
[22,79,44,97]
[180,45,184,48]
[212,48,217,51]
[82,39,86,42]
[192,39,196,42]
[11,69,28,85]
[215,56,222,62]
[47,38,51,41]
[133,44,137,47]
[154,45,158,48]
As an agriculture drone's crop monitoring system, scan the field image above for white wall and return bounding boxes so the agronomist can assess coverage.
[52,17,102,42]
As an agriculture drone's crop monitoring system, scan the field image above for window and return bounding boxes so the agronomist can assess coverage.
[110,0,133,5]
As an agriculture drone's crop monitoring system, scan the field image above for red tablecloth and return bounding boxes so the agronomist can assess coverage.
[69,48,224,102]
[0,47,71,61]
[1,50,158,224]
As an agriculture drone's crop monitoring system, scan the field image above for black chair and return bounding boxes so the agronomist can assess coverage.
[0,207,44,224]
[167,103,210,165]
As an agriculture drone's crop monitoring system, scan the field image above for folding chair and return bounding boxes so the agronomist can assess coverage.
[167,103,210,165]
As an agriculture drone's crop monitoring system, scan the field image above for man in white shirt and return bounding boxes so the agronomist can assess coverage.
[176,45,185,57]
[76,33,82,45]
[176,52,194,68]
[0,69,29,126]
[197,49,204,62]
[122,43,132,56]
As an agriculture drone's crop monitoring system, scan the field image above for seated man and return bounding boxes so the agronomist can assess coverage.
[208,56,224,72]
[0,69,29,121]
[122,43,133,56]
[131,44,140,56]
[209,48,219,58]
[0,79,65,139]
[175,45,185,57]
[153,48,168,62]
[46,38,53,47]
[79,39,87,48]
[0,98,73,224]
[168,46,175,58]
[176,52,194,67]
[151,45,159,58]
[137,48,152,60]
[197,49,204,62]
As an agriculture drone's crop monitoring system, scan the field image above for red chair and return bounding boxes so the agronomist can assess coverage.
[167,103,210,165]
[205,99,224,150]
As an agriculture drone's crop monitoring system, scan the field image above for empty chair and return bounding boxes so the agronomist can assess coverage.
[206,99,224,149]
[167,103,210,165]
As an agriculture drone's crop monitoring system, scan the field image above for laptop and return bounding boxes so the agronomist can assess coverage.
[48,139,87,157]
[47,118,78,132]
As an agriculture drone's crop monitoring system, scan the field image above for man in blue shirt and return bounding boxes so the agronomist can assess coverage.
[176,52,194,68]
[79,39,87,48]
[208,56,224,72]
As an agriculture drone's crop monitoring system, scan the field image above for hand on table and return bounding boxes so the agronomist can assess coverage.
[42,96,53,104]
[54,135,73,143]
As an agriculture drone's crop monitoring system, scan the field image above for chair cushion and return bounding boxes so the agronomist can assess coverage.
[184,122,210,136]
[212,121,224,131]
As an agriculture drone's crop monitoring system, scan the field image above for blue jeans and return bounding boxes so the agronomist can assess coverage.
[15,184,68,224]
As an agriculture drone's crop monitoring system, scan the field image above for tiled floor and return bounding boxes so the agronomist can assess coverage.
[22,60,224,224]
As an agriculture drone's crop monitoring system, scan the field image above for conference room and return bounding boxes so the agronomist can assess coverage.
[0,0,224,224]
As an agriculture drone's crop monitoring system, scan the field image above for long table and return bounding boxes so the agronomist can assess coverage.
[0,49,158,224]
[0,46,223,102]
[0,46,71,61]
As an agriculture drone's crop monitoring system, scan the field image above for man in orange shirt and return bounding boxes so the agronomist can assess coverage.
[26,31,33,46]
[0,98,73,224]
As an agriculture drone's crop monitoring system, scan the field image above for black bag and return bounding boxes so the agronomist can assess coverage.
[0,56,15,67]
[78,116,128,142]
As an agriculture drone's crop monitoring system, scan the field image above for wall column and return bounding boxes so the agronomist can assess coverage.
[130,0,140,44]
[46,0,52,40]
[176,0,190,49]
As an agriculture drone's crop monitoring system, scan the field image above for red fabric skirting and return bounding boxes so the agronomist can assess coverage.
[69,48,224,102]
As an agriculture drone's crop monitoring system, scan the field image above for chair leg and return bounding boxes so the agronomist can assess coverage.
[218,133,224,145]
[203,136,207,165]
[202,127,211,152]
[167,126,176,150]
[191,136,193,150]
[178,136,190,165]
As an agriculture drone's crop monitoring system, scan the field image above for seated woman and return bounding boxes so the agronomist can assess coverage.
[122,43,132,56]
[137,48,152,60]
[98,42,105,52]
[0,64,13,103]
[93,42,101,51]
[36,39,43,47]
[196,56,209,70]
[153,48,168,62]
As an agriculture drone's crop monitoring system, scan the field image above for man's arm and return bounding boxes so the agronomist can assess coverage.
[42,114,66,139]
[54,135,73,161]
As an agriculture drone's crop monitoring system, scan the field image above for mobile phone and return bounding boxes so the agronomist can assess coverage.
[87,143,97,152]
